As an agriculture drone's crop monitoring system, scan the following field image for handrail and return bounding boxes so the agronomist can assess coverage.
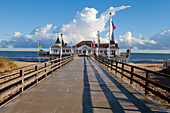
[0,55,74,106]
[95,56,170,103]
[118,61,170,78]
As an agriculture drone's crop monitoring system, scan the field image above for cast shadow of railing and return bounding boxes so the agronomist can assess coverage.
[82,57,93,113]
[84,57,167,113]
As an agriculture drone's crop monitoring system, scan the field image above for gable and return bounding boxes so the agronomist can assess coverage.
[78,45,91,50]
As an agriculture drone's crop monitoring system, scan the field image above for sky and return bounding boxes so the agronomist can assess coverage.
[0,0,170,52]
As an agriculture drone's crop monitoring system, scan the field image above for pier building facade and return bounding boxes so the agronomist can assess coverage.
[49,38,120,57]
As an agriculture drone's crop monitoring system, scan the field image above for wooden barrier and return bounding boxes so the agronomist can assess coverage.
[95,56,170,103]
[0,56,74,105]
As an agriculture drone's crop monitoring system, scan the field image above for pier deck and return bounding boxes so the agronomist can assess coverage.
[0,57,168,113]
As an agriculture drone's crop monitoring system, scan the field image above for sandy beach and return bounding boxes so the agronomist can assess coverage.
[13,61,38,68]
[128,63,164,72]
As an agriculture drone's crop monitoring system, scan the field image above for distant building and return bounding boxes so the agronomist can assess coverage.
[49,38,120,57]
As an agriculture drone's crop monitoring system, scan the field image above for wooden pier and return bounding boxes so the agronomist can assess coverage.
[0,56,169,113]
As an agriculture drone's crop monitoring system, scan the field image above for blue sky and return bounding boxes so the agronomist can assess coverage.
[0,0,170,51]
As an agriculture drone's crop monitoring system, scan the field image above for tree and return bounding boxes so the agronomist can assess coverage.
[126,49,131,54]
[39,49,44,54]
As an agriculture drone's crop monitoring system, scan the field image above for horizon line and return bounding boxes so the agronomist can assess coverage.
[0,48,170,54]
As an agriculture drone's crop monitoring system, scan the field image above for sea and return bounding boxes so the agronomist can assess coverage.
[0,51,170,64]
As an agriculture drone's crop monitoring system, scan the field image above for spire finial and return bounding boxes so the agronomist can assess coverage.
[60,33,63,37]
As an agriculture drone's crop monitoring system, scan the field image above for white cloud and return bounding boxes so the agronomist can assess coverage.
[116,30,170,50]
[2,6,170,50]
[0,24,57,48]
[56,6,131,44]
[117,32,157,49]
[149,30,170,49]
[0,6,130,48]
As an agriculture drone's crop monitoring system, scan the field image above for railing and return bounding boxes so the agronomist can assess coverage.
[95,56,170,103]
[0,56,74,105]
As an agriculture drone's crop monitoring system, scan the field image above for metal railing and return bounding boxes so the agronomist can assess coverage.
[0,56,74,105]
[95,56,170,103]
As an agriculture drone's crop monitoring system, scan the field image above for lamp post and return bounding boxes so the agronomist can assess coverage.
[60,33,63,62]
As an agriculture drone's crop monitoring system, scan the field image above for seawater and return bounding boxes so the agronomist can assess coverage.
[0,51,170,63]
[128,53,170,64]
[0,51,44,62]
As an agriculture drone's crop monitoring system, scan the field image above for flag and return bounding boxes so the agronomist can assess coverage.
[110,17,116,44]
[97,31,100,46]
[129,45,131,49]
[111,21,116,44]
[93,40,95,48]
[112,21,116,30]
[39,42,41,48]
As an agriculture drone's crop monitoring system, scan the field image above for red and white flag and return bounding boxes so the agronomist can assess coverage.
[93,40,95,48]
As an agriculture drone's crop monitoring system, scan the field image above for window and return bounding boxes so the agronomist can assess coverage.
[88,50,91,53]
[53,50,57,53]
[62,50,65,53]
[112,50,115,53]
[100,50,103,53]
[66,50,69,52]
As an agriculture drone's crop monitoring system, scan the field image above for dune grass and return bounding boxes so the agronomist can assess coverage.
[0,57,18,73]
[160,66,170,74]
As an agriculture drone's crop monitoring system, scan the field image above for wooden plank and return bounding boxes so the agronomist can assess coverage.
[0,56,73,102]
[96,56,170,103]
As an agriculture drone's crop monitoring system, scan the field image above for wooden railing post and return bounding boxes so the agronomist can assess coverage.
[145,71,149,95]
[115,62,118,74]
[57,58,59,69]
[51,61,54,74]
[106,59,109,68]
[45,63,47,78]
[60,58,62,68]
[121,63,124,78]
[20,69,24,93]
[111,60,113,71]
[109,59,111,69]
[35,65,38,84]
[108,59,109,68]
[130,67,134,84]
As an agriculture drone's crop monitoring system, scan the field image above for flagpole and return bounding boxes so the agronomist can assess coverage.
[97,32,99,56]
[109,13,112,59]
[38,42,40,63]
